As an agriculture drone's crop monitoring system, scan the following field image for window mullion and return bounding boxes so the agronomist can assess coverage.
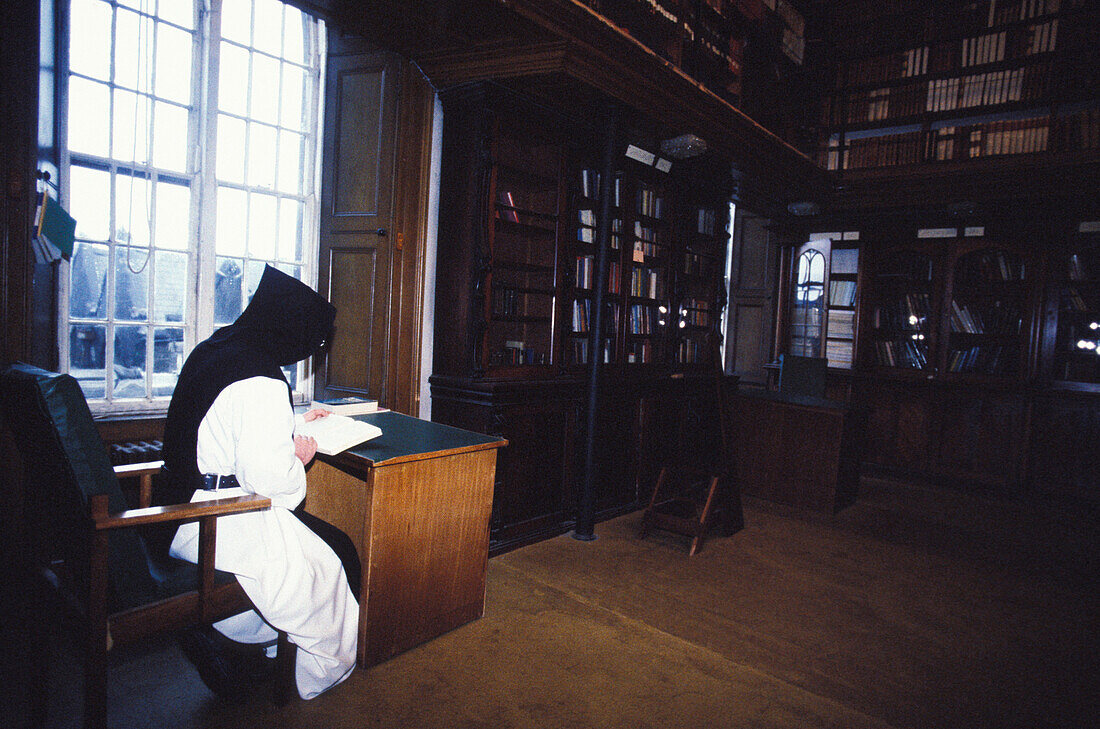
[195,0,222,346]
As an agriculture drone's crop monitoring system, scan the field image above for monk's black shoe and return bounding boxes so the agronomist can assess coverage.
[178,626,275,698]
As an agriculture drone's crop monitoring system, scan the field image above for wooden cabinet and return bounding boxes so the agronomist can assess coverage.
[853,224,1040,491]
[430,81,732,553]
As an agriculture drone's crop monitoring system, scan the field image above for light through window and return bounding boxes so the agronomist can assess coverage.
[61,0,325,410]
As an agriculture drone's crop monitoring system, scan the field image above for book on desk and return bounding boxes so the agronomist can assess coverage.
[296,412,382,456]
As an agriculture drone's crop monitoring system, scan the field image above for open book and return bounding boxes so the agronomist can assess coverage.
[296,413,382,456]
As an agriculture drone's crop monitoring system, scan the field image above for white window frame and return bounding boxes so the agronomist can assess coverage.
[57,0,327,415]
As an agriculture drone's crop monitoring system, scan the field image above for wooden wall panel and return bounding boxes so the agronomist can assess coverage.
[327,247,379,394]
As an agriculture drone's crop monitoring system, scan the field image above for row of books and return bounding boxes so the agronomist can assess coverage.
[578,169,622,204]
[571,337,615,366]
[956,249,1027,282]
[675,339,703,364]
[839,17,1061,89]
[491,287,527,318]
[1060,287,1093,312]
[875,339,929,369]
[825,339,854,368]
[696,208,718,236]
[872,293,931,331]
[626,339,654,364]
[819,109,1099,170]
[489,342,546,367]
[829,279,858,307]
[573,298,591,333]
[683,252,710,277]
[576,221,623,247]
[681,299,710,327]
[632,223,663,261]
[828,309,855,339]
[636,185,665,219]
[629,304,659,335]
[946,345,1014,374]
[576,256,624,292]
[949,299,1024,334]
[630,267,663,300]
[833,62,1051,125]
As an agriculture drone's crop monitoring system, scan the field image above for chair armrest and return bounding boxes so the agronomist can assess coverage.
[113,460,165,508]
[112,461,164,479]
[92,494,272,531]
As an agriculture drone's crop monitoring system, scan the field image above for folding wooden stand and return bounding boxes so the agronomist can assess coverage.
[639,366,743,555]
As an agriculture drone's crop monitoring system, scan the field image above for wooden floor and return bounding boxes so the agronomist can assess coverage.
[7,475,1099,728]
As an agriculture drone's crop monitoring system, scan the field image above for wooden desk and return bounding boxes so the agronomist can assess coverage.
[302,411,506,667]
[729,390,862,513]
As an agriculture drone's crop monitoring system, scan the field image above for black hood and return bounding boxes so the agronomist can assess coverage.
[161,265,336,492]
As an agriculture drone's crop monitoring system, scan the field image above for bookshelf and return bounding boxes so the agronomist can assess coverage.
[825,241,860,369]
[862,228,1034,380]
[431,82,732,554]
[818,0,1100,172]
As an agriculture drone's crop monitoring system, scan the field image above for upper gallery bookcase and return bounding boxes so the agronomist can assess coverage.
[862,227,1037,382]
[818,0,1100,172]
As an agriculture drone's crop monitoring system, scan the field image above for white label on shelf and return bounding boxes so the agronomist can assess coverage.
[625,144,656,166]
[917,227,957,238]
[842,231,860,240]
[964,226,985,237]
[1079,221,1100,233]
[809,232,840,241]
[654,158,672,173]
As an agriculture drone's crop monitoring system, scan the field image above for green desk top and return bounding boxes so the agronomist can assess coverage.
[329,411,506,469]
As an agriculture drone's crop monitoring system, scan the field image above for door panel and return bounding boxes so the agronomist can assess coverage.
[317,45,400,401]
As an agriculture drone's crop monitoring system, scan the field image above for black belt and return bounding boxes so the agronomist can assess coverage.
[199,473,240,491]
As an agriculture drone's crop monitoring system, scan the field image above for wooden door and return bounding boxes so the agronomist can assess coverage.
[316,39,400,404]
[725,209,778,385]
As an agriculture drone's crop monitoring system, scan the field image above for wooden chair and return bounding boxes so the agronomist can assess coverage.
[0,363,294,729]
[640,369,743,555]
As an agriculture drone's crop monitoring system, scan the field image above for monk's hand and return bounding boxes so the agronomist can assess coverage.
[294,435,318,464]
[302,408,331,422]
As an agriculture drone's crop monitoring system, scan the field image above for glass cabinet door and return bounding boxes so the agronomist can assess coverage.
[944,246,1028,376]
[790,248,826,358]
[868,249,934,370]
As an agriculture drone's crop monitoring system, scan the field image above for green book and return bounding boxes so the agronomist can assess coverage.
[37,193,76,259]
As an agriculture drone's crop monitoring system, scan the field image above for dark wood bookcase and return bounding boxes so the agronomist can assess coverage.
[430,81,732,554]
[818,0,1100,172]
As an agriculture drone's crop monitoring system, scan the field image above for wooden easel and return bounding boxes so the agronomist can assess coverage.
[639,357,743,555]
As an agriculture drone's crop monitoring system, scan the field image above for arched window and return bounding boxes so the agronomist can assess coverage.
[790,249,826,357]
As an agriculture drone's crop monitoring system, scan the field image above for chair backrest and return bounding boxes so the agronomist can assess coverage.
[778,353,828,399]
[0,362,157,610]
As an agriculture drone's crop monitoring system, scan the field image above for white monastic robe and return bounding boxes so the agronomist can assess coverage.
[170,376,359,699]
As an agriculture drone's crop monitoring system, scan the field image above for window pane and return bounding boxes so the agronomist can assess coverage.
[216,114,247,184]
[248,122,277,188]
[246,259,268,304]
[157,0,194,30]
[220,0,253,46]
[810,252,826,282]
[69,324,106,398]
[218,42,250,116]
[154,250,188,322]
[281,363,298,390]
[276,130,302,194]
[248,192,278,259]
[283,11,305,64]
[70,0,112,81]
[216,186,247,256]
[277,198,302,262]
[70,166,111,241]
[112,89,152,163]
[116,174,152,246]
[70,242,110,319]
[155,22,193,105]
[275,262,300,281]
[214,257,244,324]
[67,77,111,156]
[115,8,155,94]
[115,248,151,321]
[252,0,284,56]
[154,180,190,250]
[280,64,305,131]
[114,325,148,398]
[153,100,188,172]
[250,53,281,124]
[153,327,185,396]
